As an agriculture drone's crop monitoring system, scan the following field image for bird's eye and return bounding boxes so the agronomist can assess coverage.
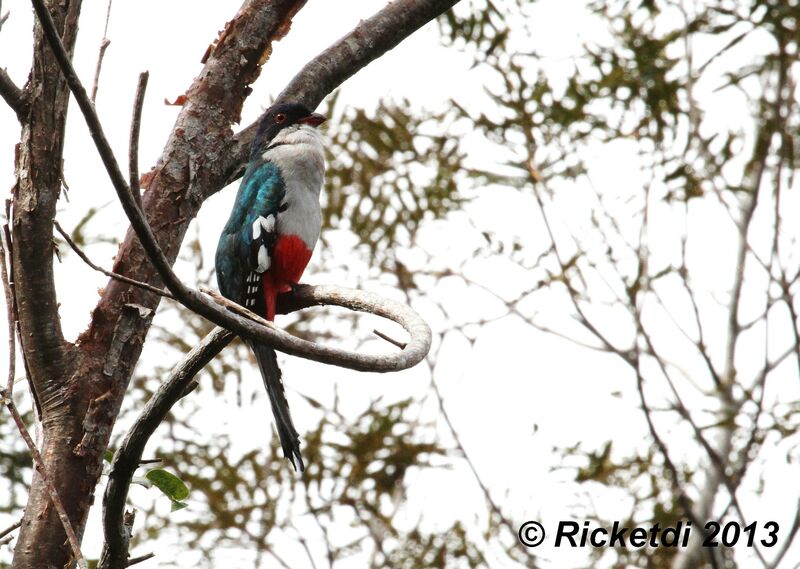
[274,113,286,124]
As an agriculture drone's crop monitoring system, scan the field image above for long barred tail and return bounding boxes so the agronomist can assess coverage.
[250,341,304,472]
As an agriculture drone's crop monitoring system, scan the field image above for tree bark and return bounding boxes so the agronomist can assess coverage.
[11,1,87,567]
[12,2,307,567]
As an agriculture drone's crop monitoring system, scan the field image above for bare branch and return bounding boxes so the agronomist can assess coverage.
[526,160,633,364]
[199,286,276,328]
[202,284,431,371]
[2,222,83,569]
[99,326,233,569]
[633,366,706,527]
[128,71,148,211]
[429,356,539,568]
[30,0,137,234]
[127,553,155,567]
[90,0,113,102]
[0,519,21,542]
[279,0,458,107]
[0,218,15,394]
[54,221,172,299]
[0,67,27,119]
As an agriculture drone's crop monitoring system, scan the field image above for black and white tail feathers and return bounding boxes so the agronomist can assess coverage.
[249,341,304,472]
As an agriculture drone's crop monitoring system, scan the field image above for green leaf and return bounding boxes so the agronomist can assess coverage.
[103,449,114,463]
[145,468,189,502]
[170,500,189,512]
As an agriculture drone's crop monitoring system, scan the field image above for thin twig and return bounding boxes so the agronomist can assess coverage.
[126,552,155,567]
[429,361,539,569]
[266,550,294,569]
[129,71,148,211]
[90,0,113,102]
[372,329,406,349]
[0,519,21,541]
[90,39,110,103]
[294,527,320,569]
[54,221,173,299]
[0,223,15,394]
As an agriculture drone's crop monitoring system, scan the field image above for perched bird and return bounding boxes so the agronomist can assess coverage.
[215,102,326,472]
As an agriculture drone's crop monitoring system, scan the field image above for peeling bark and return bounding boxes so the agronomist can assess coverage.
[11,1,88,567]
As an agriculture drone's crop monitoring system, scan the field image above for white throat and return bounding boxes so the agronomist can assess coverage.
[262,124,325,187]
[262,124,326,249]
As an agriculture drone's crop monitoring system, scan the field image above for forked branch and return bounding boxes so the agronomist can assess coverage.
[31,0,432,373]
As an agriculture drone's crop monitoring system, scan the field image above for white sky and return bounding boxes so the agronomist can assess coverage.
[1,1,799,568]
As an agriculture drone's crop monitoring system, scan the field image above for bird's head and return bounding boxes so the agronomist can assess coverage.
[252,102,326,158]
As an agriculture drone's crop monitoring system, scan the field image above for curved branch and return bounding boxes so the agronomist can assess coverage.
[98,326,233,569]
[101,277,431,566]
[98,279,431,565]
[208,284,432,372]
[32,0,432,374]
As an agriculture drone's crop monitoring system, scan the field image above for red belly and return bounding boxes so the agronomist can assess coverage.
[261,234,312,320]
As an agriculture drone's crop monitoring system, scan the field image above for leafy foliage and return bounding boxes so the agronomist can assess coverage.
[127,394,450,568]
[145,469,190,511]
[322,96,466,271]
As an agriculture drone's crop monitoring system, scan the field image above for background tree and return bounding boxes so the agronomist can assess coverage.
[2,0,800,568]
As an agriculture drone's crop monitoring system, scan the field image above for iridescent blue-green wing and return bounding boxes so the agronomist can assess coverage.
[215,161,285,305]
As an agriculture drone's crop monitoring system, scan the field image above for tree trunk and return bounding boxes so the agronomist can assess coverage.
[11,1,89,567]
[12,2,307,567]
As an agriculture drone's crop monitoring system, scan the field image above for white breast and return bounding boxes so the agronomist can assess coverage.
[262,125,325,249]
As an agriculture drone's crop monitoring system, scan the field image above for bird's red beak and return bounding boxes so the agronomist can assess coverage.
[298,112,326,127]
